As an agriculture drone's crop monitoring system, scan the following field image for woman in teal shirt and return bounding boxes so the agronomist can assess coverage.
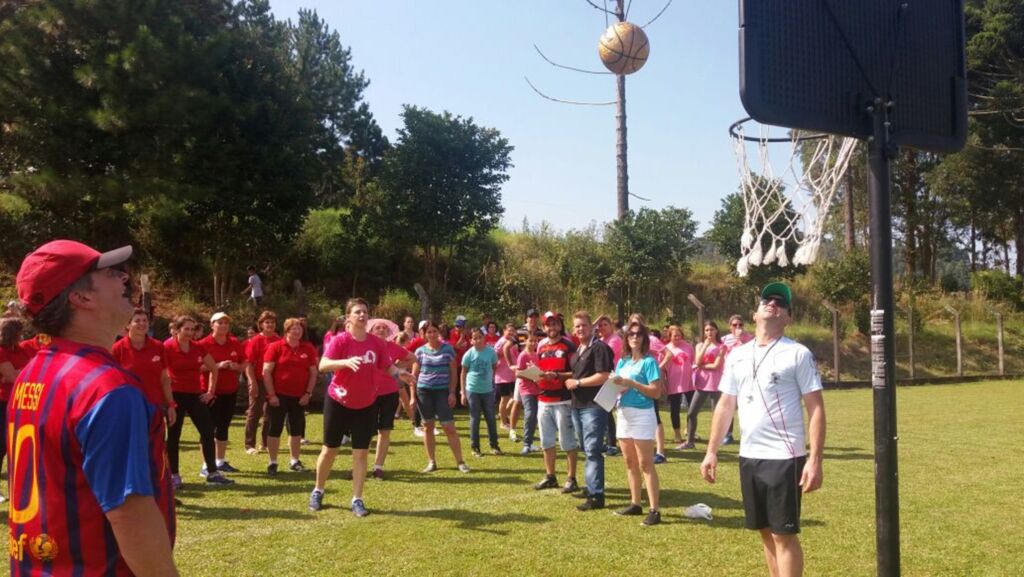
[611,321,664,526]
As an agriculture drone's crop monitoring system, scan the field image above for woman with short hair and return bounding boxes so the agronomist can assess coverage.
[263,318,319,475]
[412,322,469,473]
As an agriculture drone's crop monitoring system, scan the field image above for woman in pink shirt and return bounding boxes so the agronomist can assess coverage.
[682,320,726,449]
[494,323,519,434]
[659,325,695,448]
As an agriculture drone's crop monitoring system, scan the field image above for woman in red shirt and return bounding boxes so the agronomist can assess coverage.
[164,315,233,487]
[112,309,175,425]
[0,317,34,492]
[198,312,247,474]
[262,318,319,475]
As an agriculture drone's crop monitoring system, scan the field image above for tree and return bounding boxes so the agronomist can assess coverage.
[377,106,513,300]
[604,206,698,317]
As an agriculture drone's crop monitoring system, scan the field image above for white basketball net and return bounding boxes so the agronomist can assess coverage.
[731,122,858,277]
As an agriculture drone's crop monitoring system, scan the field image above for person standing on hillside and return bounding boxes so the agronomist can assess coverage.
[701,282,826,577]
[242,266,263,307]
[10,240,177,576]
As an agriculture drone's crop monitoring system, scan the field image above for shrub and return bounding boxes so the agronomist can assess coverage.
[971,270,1022,308]
[375,289,420,321]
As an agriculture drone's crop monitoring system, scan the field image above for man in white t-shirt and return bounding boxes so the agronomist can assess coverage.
[242,265,263,307]
[701,282,825,577]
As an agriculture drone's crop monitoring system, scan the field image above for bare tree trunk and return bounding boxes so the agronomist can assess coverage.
[615,0,628,221]
[213,272,220,307]
[900,151,917,281]
[970,217,977,273]
[1015,206,1024,284]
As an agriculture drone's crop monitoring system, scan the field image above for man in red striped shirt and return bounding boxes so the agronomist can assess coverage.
[10,240,177,576]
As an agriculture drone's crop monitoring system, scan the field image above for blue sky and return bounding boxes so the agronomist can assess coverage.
[269,1,746,233]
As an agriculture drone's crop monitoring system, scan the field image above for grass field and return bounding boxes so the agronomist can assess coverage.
[12,380,1022,576]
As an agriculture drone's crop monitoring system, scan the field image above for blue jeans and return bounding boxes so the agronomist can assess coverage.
[520,394,538,447]
[572,406,609,496]
[468,390,499,450]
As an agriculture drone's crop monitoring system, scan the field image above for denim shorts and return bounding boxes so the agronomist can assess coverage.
[538,401,578,451]
[416,387,455,424]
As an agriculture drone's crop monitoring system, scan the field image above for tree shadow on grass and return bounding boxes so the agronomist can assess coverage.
[379,507,550,534]
[824,446,873,461]
[386,470,528,486]
[175,501,310,521]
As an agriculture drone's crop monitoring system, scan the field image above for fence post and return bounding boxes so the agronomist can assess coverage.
[906,306,915,380]
[944,305,963,377]
[822,300,841,386]
[687,294,705,345]
[413,283,430,322]
[991,308,1005,376]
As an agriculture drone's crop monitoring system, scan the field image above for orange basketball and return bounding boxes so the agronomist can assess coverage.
[598,21,650,75]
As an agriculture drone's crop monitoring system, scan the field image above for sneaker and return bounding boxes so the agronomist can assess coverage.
[372,468,385,480]
[560,478,579,494]
[457,462,471,473]
[351,498,369,518]
[199,465,210,478]
[413,427,425,438]
[520,445,532,455]
[722,434,735,445]
[534,475,559,490]
[308,490,324,512]
[530,445,543,453]
[471,449,483,458]
[205,472,235,486]
[267,463,279,476]
[0,494,6,504]
[300,438,310,445]
[491,446,503,456]
[218,461,240,473]
[654,453,667,465]
[642,509,662,526]
[677,442,696,450]
[245,447,259,455]
[171,474,182,490]
[340,435,350,446]
[605,446,621,457]
[615,504,643,516]
[509,429,518,442]
[577,494,605,511]
[422,461,438,473]
[289,461,306,472]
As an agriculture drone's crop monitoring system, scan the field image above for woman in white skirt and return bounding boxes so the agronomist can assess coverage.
[612,321,664,526]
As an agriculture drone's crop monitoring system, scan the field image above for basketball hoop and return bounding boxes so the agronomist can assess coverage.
[728,117,858,277]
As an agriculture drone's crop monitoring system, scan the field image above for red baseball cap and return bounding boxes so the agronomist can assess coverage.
[17,240,133,315]
[543,311,562,324]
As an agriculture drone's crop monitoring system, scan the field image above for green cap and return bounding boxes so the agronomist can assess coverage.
[760,282,793,307]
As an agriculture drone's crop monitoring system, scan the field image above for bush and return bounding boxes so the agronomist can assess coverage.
[375,289,420,321]
[971,270,1022,307]
[810,249,870,306]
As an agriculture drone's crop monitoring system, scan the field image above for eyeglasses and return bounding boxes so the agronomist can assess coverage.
[760,296,789,309]
[731,323,743,328]
[627,332,643,338]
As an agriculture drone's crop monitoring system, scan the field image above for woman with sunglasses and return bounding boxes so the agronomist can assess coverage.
[682,320,727,449]
[611,322,664,526]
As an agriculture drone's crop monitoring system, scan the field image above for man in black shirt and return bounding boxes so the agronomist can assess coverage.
[565,311,614,511]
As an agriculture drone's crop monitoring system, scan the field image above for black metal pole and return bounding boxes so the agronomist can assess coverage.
[867,97,900,577]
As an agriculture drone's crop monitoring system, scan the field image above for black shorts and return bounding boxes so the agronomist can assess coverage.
[267,395,306,439]
[211,392,237,441]
[374,391,400,431]
[323,397,375,450]
[654,400,662,425]
[739,456,806,535]
[496,382,515,397]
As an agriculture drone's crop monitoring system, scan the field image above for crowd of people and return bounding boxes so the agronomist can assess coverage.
[3,239,826,577]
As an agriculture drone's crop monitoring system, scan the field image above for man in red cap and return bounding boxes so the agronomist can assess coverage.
[9,240,178,576]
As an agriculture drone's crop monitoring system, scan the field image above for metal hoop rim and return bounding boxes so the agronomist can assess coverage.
[728,117,832,143]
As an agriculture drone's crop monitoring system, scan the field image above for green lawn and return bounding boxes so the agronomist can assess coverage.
[14,380,1024,576]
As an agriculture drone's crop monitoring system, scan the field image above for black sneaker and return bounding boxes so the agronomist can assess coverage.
[267,463,279,476]
[205,472,235,486]
[560,477,580,494]
[576,494,605,511]
[217,461,240,473]
[615,504,643,516]
[534,475,559,490]
[289,461,306,472]
[642,509,662,526]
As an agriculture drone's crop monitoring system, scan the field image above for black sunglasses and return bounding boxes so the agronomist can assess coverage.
[760,296,789,309]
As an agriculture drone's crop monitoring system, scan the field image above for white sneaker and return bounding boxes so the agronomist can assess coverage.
[509,429,518,442]
[340,435,351,446]
[413,427,425,438]
[457,462,471,473]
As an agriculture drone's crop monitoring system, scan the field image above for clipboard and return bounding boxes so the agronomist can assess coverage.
[595,379,626,412]
[516,365,544,382]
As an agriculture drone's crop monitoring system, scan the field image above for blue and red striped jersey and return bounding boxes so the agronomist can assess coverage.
[7,337,175,576]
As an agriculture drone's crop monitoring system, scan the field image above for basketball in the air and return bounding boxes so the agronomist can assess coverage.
[598,21,650,75]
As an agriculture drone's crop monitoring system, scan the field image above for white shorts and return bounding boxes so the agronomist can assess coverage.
[538,401,578,451]
[616,406,657,441]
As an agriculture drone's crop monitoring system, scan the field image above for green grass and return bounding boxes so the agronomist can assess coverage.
[11,381,1023,576]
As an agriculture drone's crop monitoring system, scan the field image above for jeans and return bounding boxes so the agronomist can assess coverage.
[468,390,499,450]
[520,394,538,447]
[572,406,608,496]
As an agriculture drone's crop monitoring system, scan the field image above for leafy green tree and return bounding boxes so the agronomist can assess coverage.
[377,105,513,299]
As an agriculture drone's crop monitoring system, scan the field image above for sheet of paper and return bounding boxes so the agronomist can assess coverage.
[516,365,544,382]
[594,379,625,412]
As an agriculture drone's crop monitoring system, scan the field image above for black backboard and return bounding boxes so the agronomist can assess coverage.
[739,0,967,153]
